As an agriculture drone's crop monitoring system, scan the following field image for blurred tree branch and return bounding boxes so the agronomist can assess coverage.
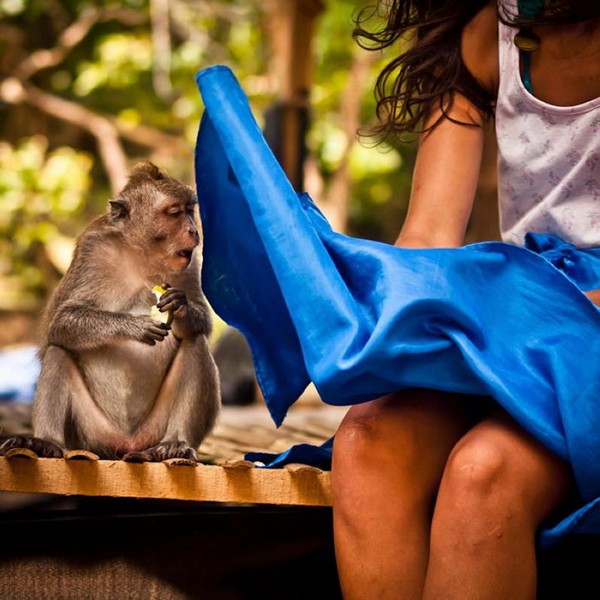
[14,5,147,80]
[1,3,188,194]
[150,0,173,100]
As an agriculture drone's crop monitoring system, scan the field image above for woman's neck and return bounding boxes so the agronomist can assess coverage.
[527,19,600,105]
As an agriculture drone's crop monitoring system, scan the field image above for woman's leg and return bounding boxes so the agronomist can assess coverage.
[423,410,574,600]
[332,389,479,600]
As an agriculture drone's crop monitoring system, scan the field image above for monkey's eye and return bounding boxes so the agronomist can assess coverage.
[166,207,183,217]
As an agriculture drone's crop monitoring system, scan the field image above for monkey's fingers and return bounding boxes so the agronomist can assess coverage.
[142,322,171,344]
[147,322,171,334]
[157,290,186,310]
[158,301,188,317]
[154,283,173,302]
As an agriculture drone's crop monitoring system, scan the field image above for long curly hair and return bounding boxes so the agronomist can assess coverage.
[355,0,600,140]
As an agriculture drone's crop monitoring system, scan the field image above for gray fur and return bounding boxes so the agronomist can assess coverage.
[4,163,220,461]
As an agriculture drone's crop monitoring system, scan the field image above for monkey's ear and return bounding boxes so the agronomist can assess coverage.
[109,199,129,221]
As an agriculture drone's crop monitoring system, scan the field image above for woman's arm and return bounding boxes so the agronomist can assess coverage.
[396,1,498,249]
[396,97,486,249]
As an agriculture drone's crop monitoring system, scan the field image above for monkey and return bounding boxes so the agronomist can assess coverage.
[0,162,220,461]
[213,326,257,406]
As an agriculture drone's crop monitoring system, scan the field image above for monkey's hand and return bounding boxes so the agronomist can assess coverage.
[157,284,198,340]
[133,315,171,345]
[157,285,188,317]
[0,435,64,458]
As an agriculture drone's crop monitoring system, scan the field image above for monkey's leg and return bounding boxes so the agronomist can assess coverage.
[5,346,126,459]
[127,336,220,462]
[0,346,73,458]
[33,346,81,455]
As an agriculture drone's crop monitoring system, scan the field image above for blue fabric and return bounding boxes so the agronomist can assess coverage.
[0,345,38,403]
[246,438,334,471]
[194,65,600,547]
[518,0,544,19]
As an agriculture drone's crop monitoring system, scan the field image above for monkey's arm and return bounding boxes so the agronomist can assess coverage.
[48,304,170,351]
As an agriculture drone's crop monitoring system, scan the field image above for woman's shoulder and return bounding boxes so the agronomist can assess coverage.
[461,1,500,97]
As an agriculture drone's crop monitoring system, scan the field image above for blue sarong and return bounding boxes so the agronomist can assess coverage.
[194,65,600,547]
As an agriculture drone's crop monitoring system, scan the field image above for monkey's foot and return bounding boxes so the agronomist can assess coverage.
[124,441,199,463]
[0,435,64,458]
[122,450,153,463]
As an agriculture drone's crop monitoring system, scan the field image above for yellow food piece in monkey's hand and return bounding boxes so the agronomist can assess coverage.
[150,285,174,325]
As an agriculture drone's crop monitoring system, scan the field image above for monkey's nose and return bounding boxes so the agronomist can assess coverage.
[189,228,200,244]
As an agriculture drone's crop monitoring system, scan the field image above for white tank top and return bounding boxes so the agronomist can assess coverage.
[495,17,600,248]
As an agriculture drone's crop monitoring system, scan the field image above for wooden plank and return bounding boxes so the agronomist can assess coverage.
[0,457,332,507]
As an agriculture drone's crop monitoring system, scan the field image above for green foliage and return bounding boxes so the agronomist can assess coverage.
[0,0,24,17]
[0,0,416,309]
[310,0,415,242]
[73,34,153,96]
[0,137,92,309]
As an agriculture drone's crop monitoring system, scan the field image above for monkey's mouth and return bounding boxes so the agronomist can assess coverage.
[177,248,194,258]
[176,249,194,263]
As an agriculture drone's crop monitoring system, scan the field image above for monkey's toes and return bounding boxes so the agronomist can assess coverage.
[122,450,153,463]
[0,435,26,456]
[147,441,199,462]
[0,435,64,458]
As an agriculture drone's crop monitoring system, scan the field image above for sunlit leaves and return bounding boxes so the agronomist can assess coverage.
[0,136,91,214]
[74,34,152,95]
[0,137,92,307]
[349,143,402,181]
[0,0,25,17]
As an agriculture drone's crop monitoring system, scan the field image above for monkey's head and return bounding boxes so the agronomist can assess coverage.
[109,162,200,275]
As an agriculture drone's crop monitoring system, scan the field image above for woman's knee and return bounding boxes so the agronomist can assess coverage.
[332,390,474,503]
[333,393,429,469]
[440,435,509,503]
[438,420,571,523]
[334,390,473,465]
[332,395,442,523]
[333,399,405,470]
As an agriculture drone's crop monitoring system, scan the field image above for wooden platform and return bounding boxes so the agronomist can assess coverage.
[0,456,331,506]
[0,401,346,507]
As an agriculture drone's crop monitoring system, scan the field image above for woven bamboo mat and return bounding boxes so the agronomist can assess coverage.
[0,395,346,463]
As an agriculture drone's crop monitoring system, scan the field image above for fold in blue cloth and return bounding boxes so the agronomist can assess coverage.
[194,65,600,547]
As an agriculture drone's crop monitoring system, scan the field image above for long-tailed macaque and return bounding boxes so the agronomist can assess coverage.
[0,162,220,461]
